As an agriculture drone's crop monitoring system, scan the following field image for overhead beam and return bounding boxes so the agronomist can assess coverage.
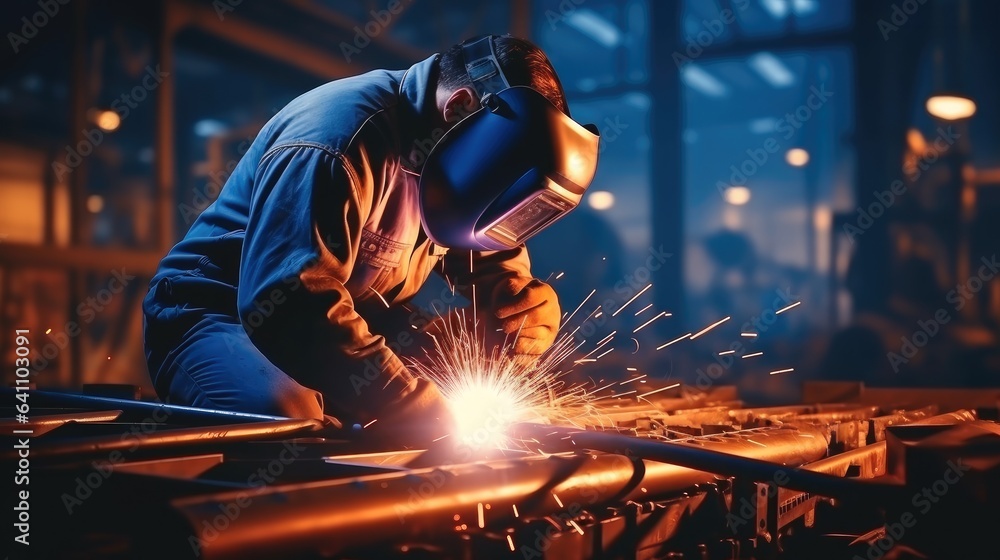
[285,0,427,63]
[169,0,360,80]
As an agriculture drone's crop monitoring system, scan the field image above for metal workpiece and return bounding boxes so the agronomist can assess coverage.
[0,409,123,436]
[168,423,831,559]
[3,417,323,461]
[881,418,1000,559]
[768,409,979,538]
[8,382,992,559]
[2,387,298,424]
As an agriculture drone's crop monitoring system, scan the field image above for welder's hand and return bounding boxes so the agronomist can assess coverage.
[321,414,343,429]
[419,308,474,343]
[492,277,560,365]
[363,377,454,445]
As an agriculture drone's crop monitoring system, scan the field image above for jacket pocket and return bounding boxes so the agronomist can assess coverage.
[357,229,412,269]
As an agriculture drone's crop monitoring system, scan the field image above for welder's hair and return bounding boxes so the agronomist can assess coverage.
[438,35,569,115]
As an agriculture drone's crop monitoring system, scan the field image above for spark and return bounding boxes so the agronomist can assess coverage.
[556,271,565,279]
[746,438,767,447]
[445,274,456,296]
[594,347,614,361]
[619,374,647,384]
[507,535,515,551]
[638,383,680,398]
[656,333,691,350]
[612,284,651,316]
[769,368,794,375]
[633,311,667,333]
[718,350,736,356]
[741,332,758,338]
[363,419,378,428]
[579,331,615,361]
[432,434,450,442]
[690,316,730,339]
[634,303,654,316]
[590,380,617,394]
[478,503,485,528]
[626,367,637,371]
[553,493,564,508]
[562,289,596,328]
[742,351,763,359]
[45,328,52,334]
[408,313,596,452]
[512,504,519,517]
[776,301,801,315]
[568,306,602,338]
[568,519,585,535]
[368,286,390,308]
[594,330,617,348]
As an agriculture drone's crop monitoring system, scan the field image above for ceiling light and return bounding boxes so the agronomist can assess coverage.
[588,190,615,210]
[926,94,976,120]
[786,148,810,166]
[681,65,728,97]
[723,186,751,206]
[565,9,621,48]
[748,52,795,88]
[94,110,121,132]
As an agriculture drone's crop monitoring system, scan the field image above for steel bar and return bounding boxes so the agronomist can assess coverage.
[768,410,977,532]
[0,409,122,436]
[169,424,831,559]
[520,423,906,503]
[3,388,292,425]
[2,418,321,461]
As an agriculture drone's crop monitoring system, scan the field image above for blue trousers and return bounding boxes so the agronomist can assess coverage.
[142,274,325,419]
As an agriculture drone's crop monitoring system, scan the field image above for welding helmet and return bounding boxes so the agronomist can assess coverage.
[418,36,601,251]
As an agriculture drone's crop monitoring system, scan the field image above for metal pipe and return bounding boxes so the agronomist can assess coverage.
[169,424,831,559]
[519,423,906,503]
[0,409,122,436]
[4,388,293,425]
[523,409,978,504]
[4,417,321,461]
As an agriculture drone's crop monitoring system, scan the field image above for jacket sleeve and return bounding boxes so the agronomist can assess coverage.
[237,144,413,421]
[439,245,561,320]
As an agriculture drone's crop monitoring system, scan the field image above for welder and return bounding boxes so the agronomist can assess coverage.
[141,35,600,439]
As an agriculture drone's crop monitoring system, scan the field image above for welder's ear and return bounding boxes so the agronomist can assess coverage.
[443,87,479,123]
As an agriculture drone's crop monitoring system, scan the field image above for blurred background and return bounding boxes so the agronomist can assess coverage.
[1,0,998,403]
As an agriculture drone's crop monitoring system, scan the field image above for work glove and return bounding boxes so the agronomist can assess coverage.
[359,376,454,446]
[417,278,560,366]
[491,277,560,366]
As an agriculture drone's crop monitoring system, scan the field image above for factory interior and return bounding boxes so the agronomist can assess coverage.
[1,0,1000,559]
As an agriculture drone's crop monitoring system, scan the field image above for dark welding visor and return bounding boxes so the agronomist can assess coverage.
[418,37,600,251]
